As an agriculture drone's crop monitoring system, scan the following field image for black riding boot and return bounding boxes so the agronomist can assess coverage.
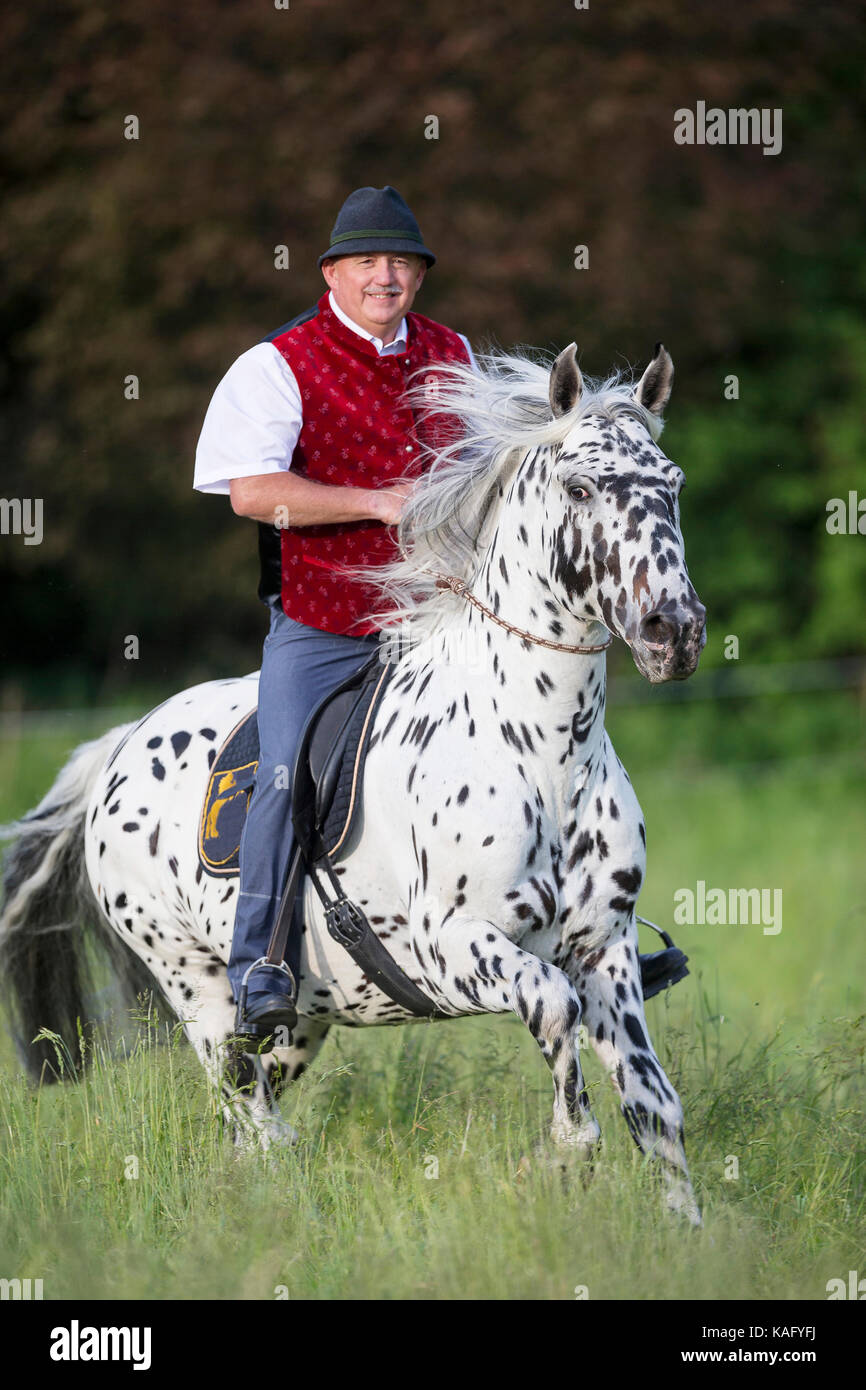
[233,961,298,1053]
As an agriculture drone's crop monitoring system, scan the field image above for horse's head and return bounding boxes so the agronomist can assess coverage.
[545,343,706,682]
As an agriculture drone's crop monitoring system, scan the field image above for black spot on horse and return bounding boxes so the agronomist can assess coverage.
[613,866,643,895]
[567,831,593,872]
[623,1012,648,1051]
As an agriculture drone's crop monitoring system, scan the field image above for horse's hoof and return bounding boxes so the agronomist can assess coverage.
[231,1116,299,1155]
[515,1153,533,1182]
[666,1184,702,1226]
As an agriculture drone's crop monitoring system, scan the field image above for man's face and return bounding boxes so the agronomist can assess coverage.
[321,252,426,342]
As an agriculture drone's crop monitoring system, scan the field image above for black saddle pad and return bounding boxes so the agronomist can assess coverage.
[198,654,391,878]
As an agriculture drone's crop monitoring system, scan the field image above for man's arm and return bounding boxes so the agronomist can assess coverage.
[230,472,412,527]
[195,342,414,526]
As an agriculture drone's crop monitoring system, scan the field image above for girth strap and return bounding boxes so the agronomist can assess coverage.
[307,856,440,1017]
[264,840,441,1019]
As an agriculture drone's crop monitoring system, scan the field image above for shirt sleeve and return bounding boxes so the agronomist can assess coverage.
[193,343,303,495]
[457,333,480,373]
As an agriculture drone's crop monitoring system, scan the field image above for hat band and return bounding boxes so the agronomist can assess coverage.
[329,228,423,245]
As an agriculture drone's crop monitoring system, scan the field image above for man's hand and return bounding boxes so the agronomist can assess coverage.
[369,479,415,526]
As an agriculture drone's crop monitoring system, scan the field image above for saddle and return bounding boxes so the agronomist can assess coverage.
[198,653,441,1021]
[198,652,389,878]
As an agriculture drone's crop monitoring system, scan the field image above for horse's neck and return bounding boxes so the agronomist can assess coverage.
[459,504,610,787]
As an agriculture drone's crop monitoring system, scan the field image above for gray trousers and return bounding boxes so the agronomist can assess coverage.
[227,597,379,1000]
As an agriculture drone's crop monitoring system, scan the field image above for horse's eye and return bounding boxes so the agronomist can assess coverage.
[569,486,591,502]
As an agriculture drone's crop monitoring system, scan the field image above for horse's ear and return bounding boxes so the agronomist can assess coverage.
[634,342,674,416]
[550,342,583,418]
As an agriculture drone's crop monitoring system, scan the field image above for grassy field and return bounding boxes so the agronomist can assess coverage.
[0,695,863,1301]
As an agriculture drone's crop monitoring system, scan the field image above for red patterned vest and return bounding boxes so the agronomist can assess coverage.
[271,291,470,634]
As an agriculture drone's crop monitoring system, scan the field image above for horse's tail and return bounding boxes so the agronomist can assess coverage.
[0,723,158,1081]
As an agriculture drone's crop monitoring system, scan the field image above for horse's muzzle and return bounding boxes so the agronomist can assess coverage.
[636,600,707,682]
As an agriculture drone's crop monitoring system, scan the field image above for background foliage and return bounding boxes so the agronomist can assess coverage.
[1,0,864,704]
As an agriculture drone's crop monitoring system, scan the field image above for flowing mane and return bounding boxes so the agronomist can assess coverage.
[364,349,665,643]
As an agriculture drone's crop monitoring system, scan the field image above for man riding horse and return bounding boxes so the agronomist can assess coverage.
[193,185,685,1050]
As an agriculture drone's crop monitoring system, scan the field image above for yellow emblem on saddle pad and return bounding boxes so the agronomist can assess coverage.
[197,711,259,876]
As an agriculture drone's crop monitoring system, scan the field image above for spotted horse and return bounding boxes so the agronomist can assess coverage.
[0,342,706,1223]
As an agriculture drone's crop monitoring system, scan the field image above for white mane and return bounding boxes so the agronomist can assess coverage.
[363,348,664,644]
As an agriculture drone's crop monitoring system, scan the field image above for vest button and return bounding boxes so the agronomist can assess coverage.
[405,445,414,453]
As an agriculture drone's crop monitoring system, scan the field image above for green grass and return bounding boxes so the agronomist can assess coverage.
[0,697,864,1300]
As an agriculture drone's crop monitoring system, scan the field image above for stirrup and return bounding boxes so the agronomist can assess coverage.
[636,916,690,1001]
[234,958,298,1052]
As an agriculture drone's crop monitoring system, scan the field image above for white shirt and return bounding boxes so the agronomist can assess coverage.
[193,291,476,495]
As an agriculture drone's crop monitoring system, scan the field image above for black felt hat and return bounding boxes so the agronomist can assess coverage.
[318,185,436,267]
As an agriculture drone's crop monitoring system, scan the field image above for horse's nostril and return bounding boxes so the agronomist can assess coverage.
[640,612,679,648]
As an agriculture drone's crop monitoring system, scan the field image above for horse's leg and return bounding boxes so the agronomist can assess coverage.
[223,1018,332,1153]
[434,919,601,1158]
[158,968,280,1149]
[171,971,328,1152]
[574,929,701,1224]
[263,1019,331,1109]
